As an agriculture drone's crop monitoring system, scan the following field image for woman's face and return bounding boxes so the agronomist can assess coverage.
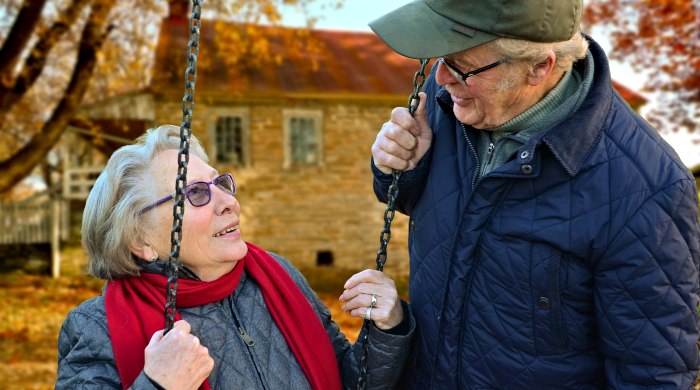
[145,149,247,281]
[435,45,529,129]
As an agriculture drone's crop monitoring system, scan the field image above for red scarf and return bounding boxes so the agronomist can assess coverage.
[104,242,341,390]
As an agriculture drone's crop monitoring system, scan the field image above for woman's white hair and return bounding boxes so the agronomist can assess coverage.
[82,125,209,280]
[487,32,589,91]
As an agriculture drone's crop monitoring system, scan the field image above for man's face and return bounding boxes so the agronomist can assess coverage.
[436,45,528,129]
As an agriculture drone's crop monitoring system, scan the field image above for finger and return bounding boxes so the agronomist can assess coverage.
[377,132,416,161]
[148,328,165,346]
[343,269,385,290]
[390,106,423,138]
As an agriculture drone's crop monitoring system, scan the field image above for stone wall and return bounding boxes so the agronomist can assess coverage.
[153,96,411,277]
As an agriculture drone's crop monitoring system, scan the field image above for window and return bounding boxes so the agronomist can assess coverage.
[316,250,334,266]
[283,109,323,169]
[208,108,250,166]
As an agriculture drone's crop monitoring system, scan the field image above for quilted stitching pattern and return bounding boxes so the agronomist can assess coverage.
[381,38,700,390]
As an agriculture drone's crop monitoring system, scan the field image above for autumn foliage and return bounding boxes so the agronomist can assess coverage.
[583,0,700,132]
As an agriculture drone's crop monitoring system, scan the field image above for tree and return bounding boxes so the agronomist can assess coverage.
[583,0,699,132]
[0,0,340,195]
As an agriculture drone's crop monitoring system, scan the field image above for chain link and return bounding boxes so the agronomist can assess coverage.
[164,0,202,334]
[356,58,429,389]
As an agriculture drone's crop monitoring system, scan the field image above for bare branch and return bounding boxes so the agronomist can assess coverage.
[0,0,48,86]
[0,0,117,194]
[0,0,91,113]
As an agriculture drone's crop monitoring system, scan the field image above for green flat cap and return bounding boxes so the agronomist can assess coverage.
[369,0,582,59]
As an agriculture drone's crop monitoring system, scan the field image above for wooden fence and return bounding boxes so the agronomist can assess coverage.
[1,193,68,244]
[0,192,68,277]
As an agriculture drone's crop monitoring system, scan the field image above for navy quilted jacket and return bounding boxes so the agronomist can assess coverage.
[373,37,700,389]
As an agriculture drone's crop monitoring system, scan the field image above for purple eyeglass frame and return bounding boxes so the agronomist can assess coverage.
[139,173,236,214]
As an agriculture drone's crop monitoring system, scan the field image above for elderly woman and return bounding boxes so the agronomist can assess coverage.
[56,125,413,390]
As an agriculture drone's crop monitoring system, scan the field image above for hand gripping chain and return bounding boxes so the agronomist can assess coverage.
[356,58,429,389]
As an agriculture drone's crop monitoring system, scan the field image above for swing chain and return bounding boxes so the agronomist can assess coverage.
[356,58,429,390]
[164,0,202,334]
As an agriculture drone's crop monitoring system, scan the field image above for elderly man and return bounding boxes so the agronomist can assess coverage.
[369,0,700,388]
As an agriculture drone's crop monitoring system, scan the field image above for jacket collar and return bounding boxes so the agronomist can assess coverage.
[541,36,612,176]
[436,36,613,177]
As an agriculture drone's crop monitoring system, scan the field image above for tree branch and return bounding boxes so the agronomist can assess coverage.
[0,0,117,194]
[0,0,48,86]
[0,0,91,113]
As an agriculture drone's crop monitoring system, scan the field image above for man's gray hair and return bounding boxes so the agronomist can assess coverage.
[82,125,209,280]
[488,32,589,91]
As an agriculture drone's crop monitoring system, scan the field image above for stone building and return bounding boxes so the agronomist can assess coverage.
[65,6,648,277]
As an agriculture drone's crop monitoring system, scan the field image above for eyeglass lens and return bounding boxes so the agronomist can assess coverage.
[186,174,236,206]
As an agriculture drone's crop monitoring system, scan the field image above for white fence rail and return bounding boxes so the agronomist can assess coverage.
[0,193,67,245]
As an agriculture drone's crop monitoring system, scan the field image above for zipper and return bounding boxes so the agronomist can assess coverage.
[226,298,269,389]
[461,123,480,189]
[238,326,255,347]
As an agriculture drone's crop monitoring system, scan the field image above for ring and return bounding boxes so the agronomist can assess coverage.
[370,294,377,308]
[365,305,372,321]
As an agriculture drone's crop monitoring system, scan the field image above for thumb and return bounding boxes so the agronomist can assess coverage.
[411,92,431,137]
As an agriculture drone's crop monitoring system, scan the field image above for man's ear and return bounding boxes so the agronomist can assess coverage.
[527,50,557,86]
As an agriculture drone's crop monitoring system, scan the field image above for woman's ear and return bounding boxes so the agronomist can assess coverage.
[527,50,557,86]
[131,243,158,262]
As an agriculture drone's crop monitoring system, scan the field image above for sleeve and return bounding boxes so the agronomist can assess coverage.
[595,179,700,389]
[269,253,416,390]
[56,304,158,390]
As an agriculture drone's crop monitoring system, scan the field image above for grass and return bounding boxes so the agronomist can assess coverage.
[0,249,401,389]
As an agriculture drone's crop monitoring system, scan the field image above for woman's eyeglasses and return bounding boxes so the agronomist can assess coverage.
[140,173,236,214]
[439,57,507,86]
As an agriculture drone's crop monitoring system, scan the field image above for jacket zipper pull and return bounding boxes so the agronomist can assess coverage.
[238,326,256,347]
[487,142,495,155]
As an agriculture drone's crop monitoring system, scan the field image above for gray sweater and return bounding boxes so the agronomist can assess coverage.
[56,253,414,389]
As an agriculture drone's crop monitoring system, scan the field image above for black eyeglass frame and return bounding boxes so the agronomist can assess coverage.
[439,57,507,86]
[139,173,236,214]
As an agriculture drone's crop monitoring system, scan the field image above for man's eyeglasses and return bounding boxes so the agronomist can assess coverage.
[439,57,507,86]
[140,173,236,214]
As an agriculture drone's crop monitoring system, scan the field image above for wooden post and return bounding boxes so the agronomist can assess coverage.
[51,197,61,278]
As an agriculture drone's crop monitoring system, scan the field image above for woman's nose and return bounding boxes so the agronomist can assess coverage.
[212,185,238,215]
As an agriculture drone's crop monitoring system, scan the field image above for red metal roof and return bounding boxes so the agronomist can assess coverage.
[150,20,433,99]
[150,19,645,107]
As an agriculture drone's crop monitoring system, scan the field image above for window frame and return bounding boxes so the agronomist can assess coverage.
[282,109,324,169]
[207,107,251,167]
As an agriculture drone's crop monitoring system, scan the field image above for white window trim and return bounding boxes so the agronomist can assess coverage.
[282,109,324,169]
[207,107,251,167]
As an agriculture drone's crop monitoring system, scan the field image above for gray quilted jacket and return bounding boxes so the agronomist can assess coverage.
[56,253,414,389]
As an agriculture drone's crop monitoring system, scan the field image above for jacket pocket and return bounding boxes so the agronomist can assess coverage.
[531,244,567,354]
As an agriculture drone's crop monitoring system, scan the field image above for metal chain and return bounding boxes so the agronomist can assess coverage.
[356,58,429,389]
[164,0,202,334]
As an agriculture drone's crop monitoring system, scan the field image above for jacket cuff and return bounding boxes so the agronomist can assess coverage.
[371,157,429,187]
[132,371,163,390]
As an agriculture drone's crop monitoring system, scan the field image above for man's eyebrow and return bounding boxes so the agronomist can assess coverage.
[446,54,477,69]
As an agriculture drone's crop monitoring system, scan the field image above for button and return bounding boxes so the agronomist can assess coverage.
[521,164,533,174]
[537,297,551,310]
[520,151,529,159]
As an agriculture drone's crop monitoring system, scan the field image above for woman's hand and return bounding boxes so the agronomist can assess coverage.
[144,320,214,390]
[339,269,404,330]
